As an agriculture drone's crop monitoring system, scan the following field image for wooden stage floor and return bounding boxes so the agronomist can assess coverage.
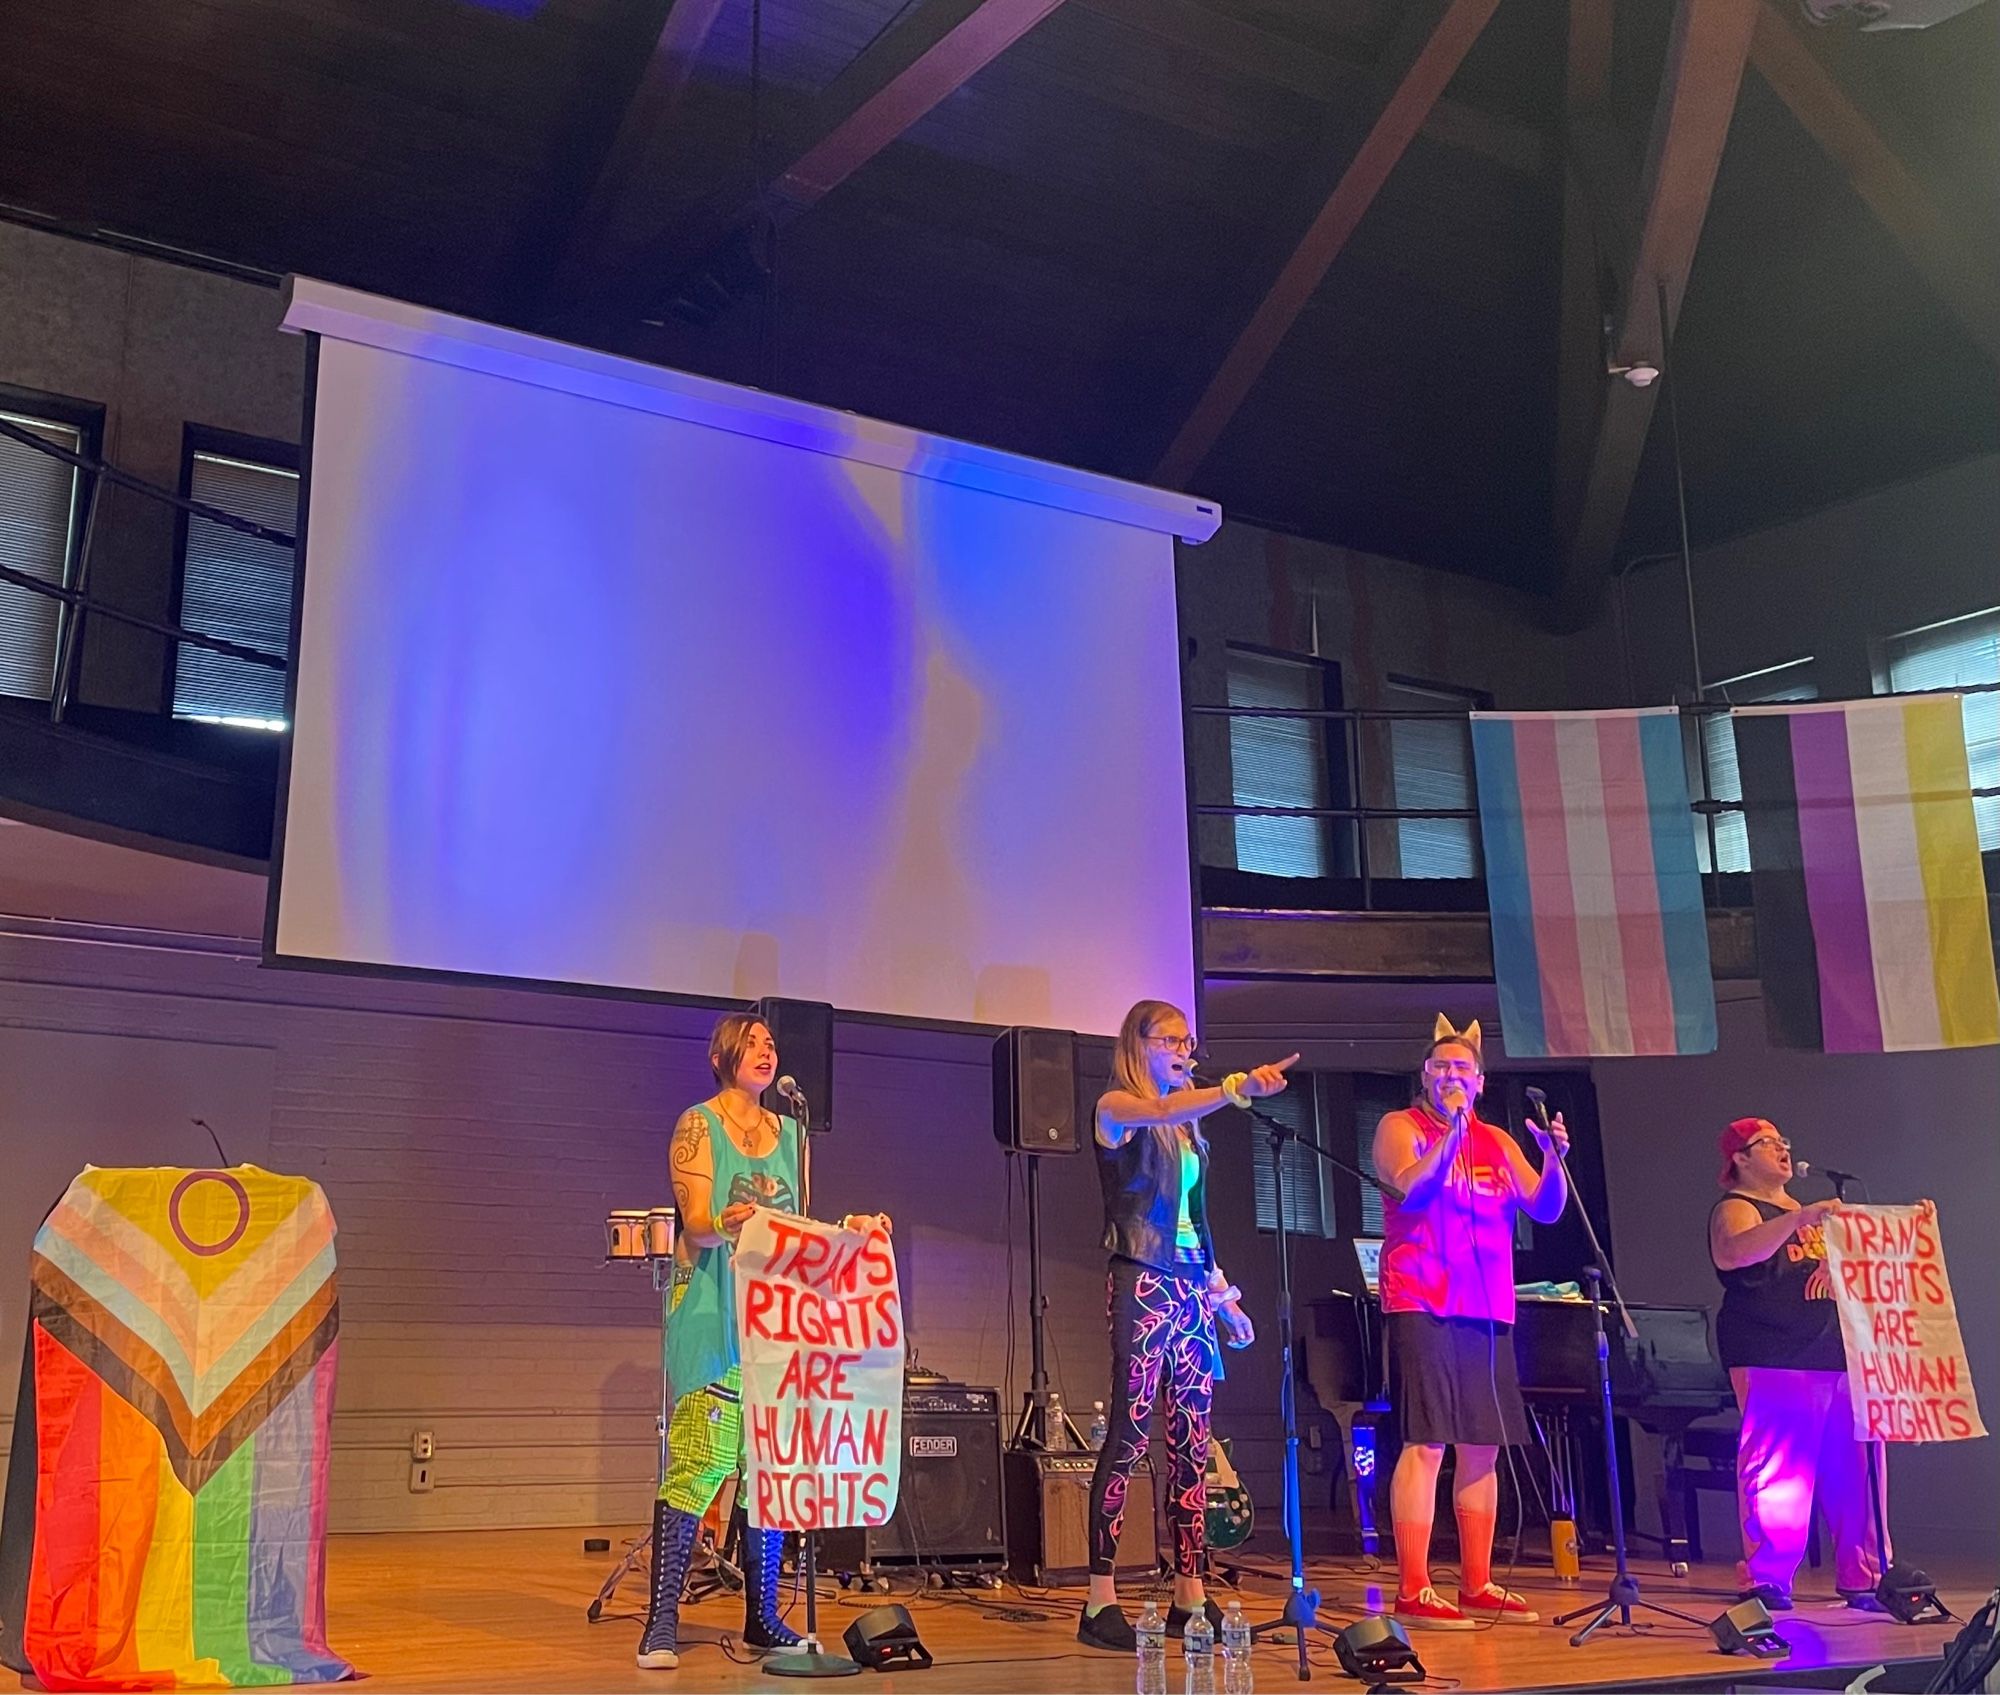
[10,1527,1979,1693]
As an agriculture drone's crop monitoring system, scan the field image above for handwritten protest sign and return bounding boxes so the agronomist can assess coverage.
[734,1212,906,1531]
[1821,1203,1986,1444]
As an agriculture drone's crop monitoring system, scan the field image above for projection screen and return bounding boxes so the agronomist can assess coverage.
[270,281,1219,1035]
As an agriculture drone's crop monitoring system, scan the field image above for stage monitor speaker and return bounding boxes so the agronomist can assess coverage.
[1004,1450,1157,1585]
[753,997,833,1134]
[818,1386,1005,1573]
[993,1027,1078,1154]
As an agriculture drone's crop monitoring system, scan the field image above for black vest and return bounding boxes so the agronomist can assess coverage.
[1096,1119,1214,1277]
[1712,1191,1845,1371]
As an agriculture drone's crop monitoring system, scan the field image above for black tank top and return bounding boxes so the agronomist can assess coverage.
[1711,1191,1845,1371]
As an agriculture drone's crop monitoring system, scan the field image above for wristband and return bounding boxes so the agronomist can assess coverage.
[1221,1072,1251,1108]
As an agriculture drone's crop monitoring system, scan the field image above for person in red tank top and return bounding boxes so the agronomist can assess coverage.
[1370,1016,1571,1630]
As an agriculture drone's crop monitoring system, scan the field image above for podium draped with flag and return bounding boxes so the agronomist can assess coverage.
[0,1166,354,1690]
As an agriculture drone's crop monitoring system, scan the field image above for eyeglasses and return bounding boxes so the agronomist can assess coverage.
[1146,1033,1197,1054]
[1744,1136,1792,1153]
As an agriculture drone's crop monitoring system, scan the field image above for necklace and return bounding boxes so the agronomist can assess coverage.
[719,1098,773,1153]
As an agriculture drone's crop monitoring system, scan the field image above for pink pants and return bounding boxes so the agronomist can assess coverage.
[1732,1366,1888,1596]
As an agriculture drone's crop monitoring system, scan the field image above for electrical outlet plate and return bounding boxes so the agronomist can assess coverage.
[409,1461,434,1493]
[411,1430,435,1460]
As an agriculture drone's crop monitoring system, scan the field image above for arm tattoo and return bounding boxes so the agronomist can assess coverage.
[670,1109,710,1174]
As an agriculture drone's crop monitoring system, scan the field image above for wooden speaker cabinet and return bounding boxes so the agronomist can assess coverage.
[1003,1449,1158,1586]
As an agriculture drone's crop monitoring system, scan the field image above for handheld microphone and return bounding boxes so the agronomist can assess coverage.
[1523,1086,1566,1159]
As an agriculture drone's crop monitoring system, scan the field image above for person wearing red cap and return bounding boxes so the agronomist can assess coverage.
[1710,1116,1885,1611]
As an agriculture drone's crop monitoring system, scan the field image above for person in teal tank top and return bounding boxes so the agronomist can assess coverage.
[636,1011,889,1673]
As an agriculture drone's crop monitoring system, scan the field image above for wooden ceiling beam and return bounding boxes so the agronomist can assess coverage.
[1554,0,1756,622]
[549,0,726,301]
[1556,0,1616,550]
[769,0,1069,213]
[1152,0,1504,490]
[1075,0,1550,175]
[1748,0,2000,373]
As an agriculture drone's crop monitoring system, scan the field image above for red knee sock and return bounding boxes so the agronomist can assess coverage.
[1456,1507,1496,1594]
[1393,1520,1433,1599]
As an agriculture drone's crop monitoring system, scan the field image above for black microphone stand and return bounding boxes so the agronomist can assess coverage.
[1541,1104,1706,1647]
[1211,1080,1404,1684]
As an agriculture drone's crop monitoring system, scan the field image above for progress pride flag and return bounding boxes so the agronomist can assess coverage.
[1822,1203,1986,1444]
[734,1212,906,1531]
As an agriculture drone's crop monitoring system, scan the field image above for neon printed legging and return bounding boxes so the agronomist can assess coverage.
[1087,1260,1219,1576]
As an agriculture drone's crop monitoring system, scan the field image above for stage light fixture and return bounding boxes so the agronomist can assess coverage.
[1707,1597,1790,1658]
[1877,1562,1950,1624]
[1333,1616,1425,1684]
[842,1605,932,1672]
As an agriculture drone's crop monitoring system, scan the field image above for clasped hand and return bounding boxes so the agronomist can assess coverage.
[1206,1281,1256,1349]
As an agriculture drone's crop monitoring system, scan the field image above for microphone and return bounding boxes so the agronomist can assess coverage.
[1822,1165,1859,1188]
[775,1075,806,1111]
[1793,1159,1813,1179]
[1523,1087,1563,1157]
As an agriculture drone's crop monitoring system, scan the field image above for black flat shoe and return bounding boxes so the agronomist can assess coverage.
[1167,1598,1227,1639]
[1078,1603,1138,1652]
[1739,1584,1793,1612]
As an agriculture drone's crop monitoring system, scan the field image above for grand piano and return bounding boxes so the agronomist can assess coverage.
[1305,1291,1732,1569]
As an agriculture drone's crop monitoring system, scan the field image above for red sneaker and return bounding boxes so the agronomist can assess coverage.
[1457,1583,1540,1622]
[1392,1586,1475,1630]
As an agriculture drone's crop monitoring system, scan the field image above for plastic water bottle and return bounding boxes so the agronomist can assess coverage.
[1136,1600,1168,1695]
[1184,1611,1216,1695]
[1089,1400,1110,1450]
[1220,1599,1252,1693]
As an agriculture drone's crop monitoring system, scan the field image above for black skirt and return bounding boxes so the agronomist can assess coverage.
[1386,1310,1529,1446]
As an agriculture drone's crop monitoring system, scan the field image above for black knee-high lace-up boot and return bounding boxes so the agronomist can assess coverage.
[741,1528,803,1651]
[636,1499,701,1669]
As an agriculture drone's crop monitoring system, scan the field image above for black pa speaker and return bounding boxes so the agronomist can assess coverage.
[993,1027,1078,1155]
[818,1385,1006,1574]
[753,997,833,1133]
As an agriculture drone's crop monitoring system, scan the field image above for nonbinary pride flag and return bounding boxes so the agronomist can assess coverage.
[1471,708,1716,1056]
[1734,696,1999,1052]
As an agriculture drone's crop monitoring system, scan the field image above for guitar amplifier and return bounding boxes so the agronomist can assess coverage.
[1004,1449,1158,1585]
[818,1384,1006,1573]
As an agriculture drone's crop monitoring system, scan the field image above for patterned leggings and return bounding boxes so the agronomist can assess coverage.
[1087,1260,1220,1576]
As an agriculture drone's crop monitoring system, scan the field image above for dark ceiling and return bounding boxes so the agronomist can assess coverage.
[2,0,1995,608]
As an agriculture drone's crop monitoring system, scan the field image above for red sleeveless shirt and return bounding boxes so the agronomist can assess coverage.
[1379,1103,1520,1324]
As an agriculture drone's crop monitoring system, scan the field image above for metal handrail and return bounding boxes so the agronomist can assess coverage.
[1199,693,2000,907]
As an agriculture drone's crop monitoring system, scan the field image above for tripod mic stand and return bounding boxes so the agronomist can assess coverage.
[1537,1098,1705,1646]
[1215,1085,1403,1683]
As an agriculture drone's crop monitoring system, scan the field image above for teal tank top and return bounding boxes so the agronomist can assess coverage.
[664,1104,803,1396]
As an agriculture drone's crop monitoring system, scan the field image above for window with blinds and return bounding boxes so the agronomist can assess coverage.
[1249,1075,1333,1238]
[1382,678,1483,878]
[1880,609,2000,852]
[1226,646,1334,878]
[1351,1074,1409,1238]
[1698,658,1819,873]
[0,410,86,702]
[173,447,299,729]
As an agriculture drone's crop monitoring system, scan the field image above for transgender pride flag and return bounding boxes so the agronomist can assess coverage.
[1471,708,1717,1056]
